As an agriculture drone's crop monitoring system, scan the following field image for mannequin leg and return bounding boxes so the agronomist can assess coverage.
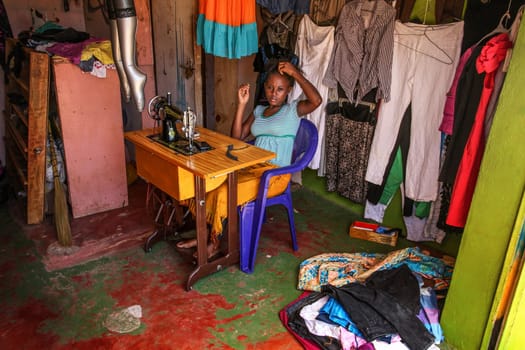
[106,0,131,103]
[114,0,147,112]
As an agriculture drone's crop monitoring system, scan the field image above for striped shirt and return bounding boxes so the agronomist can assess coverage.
[251,100,301,167]
[323,0,395,103]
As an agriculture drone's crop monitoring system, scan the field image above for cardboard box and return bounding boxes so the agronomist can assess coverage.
[349,221,399,247]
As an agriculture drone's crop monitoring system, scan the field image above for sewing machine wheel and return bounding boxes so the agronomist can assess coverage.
[147,95,168,121]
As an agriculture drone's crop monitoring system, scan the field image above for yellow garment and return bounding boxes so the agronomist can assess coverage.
[184,163,291,243]
[80,40,114,65]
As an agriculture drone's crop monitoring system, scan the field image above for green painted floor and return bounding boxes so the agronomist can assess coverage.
[0,171,461,349]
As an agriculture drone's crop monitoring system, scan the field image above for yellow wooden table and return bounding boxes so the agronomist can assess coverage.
[125,127,275,290]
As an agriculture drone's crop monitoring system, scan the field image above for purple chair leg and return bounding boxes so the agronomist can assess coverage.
[239,202,255,273]
[282,190,298,251]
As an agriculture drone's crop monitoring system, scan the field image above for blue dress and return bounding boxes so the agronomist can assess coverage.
[251,100,300,167]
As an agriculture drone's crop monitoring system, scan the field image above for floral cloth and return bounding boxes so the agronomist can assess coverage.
[297,247,454,292]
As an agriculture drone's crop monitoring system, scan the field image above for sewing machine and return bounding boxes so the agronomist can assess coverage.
[147,93,211,155]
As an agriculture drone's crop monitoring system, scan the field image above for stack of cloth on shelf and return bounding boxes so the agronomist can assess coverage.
[18,21,114,78]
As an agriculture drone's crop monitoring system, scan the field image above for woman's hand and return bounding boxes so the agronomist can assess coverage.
[232,83,254,139]
[238,83,250,105]
[279,62,322,117]
[278,61,298,78]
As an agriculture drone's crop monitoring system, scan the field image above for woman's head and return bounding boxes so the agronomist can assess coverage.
[263,62,295,107]
[265,61,295,86]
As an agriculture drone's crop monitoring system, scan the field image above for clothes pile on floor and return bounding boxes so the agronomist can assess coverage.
[280,247,454,350]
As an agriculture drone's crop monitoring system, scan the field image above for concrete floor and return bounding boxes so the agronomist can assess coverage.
[0,173,460,349]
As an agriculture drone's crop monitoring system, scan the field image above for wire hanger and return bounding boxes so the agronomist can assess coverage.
[338,97,376,113]
[271,13,292,32]
[423,0,430,24]
[395,26,454,65]
[474,0,513,47]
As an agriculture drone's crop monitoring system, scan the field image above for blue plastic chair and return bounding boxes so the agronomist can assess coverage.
[238,118,318,273]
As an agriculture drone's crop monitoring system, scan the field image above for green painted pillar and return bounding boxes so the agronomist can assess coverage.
[489,195,525,349]
[440,20,525,349]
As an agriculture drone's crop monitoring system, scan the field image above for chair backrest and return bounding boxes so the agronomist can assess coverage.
[289,118,318,172]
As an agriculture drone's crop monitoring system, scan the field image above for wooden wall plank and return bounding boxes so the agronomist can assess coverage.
[151,0,198,123]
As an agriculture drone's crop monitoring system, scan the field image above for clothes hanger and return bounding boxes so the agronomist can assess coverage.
[474,0,513,47]
[338,97,376,113]
[394,0,460,66]
[422,0,430,24]
[394,27,455,65]
[271,13,292,32]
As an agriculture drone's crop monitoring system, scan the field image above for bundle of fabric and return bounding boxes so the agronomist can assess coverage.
[280,247,453,349]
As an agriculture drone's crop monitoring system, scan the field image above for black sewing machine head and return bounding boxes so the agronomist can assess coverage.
[147,93,184,142]
[147,93,211,155]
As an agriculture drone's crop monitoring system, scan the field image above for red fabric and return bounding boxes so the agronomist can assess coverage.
[446,33,512,228]
[278,292,320,350]
[439,46,474,135]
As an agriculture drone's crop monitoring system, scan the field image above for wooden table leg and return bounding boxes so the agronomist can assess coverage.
[227,171,239,255]
[186,172,240,290]
[194,177,208,267]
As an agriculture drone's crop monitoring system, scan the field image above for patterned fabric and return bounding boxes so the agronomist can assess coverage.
[418,286,444,344]
[325,104,376,204]
[297,247,454,292]
[196,0,258,59]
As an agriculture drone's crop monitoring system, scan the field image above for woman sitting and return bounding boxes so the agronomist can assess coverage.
[176,61,322,259]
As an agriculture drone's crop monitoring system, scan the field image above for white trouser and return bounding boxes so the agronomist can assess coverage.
[365,21,463,201]
[290,15,334,175]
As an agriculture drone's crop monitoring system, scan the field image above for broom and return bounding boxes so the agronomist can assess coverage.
[48,125,72,246]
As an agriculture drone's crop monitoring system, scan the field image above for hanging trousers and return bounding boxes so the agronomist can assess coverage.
[365,21,463,202]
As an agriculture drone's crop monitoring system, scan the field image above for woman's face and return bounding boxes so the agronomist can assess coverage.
[264,73,292,108]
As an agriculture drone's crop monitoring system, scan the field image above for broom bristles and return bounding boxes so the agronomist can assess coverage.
[54,176,72,246]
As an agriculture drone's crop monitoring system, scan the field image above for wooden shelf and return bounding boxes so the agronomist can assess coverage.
[5,137,27,187]
[4,111,28,156]
[4,38,49,224]
[9,103,28,127]
[7,72,29,97]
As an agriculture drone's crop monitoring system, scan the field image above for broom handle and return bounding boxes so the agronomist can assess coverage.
[47,118,72,247]
[48,128,60,180]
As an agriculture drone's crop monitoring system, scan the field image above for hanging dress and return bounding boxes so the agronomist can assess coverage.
[196,0,258,59]
[289,15,334,174]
